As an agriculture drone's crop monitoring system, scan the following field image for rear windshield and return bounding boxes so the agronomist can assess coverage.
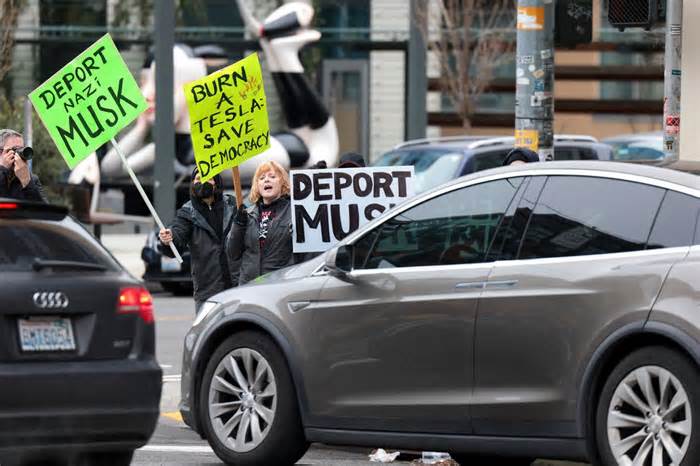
[0,217,120,272]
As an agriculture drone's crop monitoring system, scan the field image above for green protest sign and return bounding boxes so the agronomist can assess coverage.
[185,53,270,182]
[29,34,146,169]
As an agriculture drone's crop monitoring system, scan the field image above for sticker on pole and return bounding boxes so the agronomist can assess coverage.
[515,129,539,151]
[29,34,147,169]
[185,53,270,182]
[517,7,544,30]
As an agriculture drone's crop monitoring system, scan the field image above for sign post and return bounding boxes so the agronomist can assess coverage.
[29,33,182,262]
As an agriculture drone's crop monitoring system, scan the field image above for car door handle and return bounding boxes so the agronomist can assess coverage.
[455,282,486,290]
[484,280,519,289]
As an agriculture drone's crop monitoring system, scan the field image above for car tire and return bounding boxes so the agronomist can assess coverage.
[79,450,134,466]
[161,282,192,296]
[596,346,700,466]
[199,331,308,465]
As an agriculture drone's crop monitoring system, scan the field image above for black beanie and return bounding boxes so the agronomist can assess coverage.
[503,147,541,166]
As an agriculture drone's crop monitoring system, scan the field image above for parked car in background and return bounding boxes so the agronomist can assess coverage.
[0,199,161,465]
[142,228,194,295]
[602,131,665,161]
[180,161,699,466]
[372,134,612,193]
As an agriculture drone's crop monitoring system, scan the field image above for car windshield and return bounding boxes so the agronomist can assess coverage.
[372,149,464,193]
[609,138,664,161]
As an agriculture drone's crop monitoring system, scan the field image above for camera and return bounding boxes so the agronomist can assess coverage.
[14,146,33,161]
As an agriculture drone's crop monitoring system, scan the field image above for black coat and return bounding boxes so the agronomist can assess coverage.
[0,167,46,202]
[160,195,239,302]
[227,197,294,286]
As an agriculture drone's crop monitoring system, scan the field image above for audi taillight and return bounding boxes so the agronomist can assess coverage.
[117,287,154,324]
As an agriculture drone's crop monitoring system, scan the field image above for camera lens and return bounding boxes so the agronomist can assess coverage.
[20,147,33,161]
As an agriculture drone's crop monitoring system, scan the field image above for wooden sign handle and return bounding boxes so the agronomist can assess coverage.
[231,166,243,209]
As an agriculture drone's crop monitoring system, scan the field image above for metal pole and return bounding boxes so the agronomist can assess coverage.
[406,0,427,141]
[663,0,683,161]
[515,0,555,161]
[23,98,33,171]
[154,0,176,224]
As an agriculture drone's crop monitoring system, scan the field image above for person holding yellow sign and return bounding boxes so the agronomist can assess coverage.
[227,160,295,285]
[159,167,240,312]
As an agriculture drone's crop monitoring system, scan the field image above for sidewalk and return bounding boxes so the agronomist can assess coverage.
[101,233,148,279]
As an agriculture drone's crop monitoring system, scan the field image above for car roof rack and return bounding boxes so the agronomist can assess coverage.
[393,135,494,150]
[554,134,598,143]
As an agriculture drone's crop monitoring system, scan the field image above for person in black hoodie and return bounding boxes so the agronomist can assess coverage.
[227,160,295,285]
[159,167,240,312]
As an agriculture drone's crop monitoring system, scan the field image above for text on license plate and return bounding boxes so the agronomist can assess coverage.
[17,317,76,352]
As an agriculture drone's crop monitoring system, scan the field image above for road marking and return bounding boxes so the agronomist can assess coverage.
[138,444,213,453]
[161,411,184,422]
[163,374,181,382]
[160,364,173,369]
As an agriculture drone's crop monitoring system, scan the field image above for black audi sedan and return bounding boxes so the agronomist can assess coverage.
[0,199,161,465]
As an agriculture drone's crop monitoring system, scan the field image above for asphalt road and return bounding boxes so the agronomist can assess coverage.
[135,293,588,466]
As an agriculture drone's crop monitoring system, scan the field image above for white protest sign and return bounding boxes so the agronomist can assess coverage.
[291,167,415,253]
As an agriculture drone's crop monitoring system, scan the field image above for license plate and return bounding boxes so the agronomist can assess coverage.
[17,317,76,352]
[161,256,182,272]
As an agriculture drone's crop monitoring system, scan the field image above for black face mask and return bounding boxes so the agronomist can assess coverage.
[193,182,214,199]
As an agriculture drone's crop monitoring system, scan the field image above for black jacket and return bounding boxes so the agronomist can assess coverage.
[227,196,294,286]
[0,167,46,202]
[160,194,239,302]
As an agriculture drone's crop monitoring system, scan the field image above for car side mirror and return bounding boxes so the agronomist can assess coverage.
[325,244,353,278]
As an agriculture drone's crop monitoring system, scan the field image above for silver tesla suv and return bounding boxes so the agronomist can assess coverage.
[180,161,700,466]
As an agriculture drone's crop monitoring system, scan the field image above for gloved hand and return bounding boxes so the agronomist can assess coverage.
[234,207,248,226]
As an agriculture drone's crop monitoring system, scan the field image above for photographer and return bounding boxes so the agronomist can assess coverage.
[0,129,46,202]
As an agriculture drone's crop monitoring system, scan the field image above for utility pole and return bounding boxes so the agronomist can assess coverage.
[154,0,176,224]
[663,0,682,160]
[406,0,427,141]
[514,0,555,161]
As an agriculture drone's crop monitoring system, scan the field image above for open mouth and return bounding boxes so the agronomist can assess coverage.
[263,185,273,193]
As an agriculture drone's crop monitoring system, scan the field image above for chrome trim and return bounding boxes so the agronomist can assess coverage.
[455,282,486,290]
[340,168,700,247]
[484,280,519,289]
[32,291,69,309]
[347,262,494,277]
[493,246,690,268]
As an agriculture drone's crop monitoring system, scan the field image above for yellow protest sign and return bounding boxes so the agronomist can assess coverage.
[185,53,270,182]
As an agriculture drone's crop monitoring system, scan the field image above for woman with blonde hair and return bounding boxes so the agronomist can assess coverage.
[227,160,295,285]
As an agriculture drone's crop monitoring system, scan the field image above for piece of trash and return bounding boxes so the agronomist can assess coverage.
[369,448,401,462]
[410,451,459,465]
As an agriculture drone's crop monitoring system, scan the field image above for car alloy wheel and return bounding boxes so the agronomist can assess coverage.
[607,365,691,465]
[597,347,699,466]
[207,347,277,453]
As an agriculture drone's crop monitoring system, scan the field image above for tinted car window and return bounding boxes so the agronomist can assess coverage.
[357,178,521,268]
[519,176,665,259]
[647,191,700,249]
[471,150,511,173]
[0,218,119,272]
[554,147,597,161]
[486,176,546,261]
[373,148,465,193]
